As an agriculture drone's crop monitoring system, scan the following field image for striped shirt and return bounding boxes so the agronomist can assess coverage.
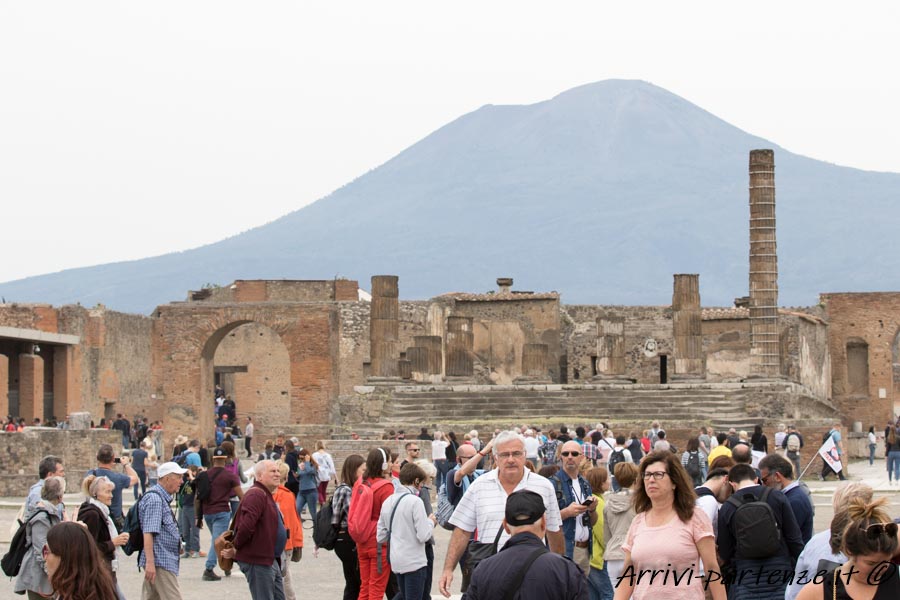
[448,468,561,549]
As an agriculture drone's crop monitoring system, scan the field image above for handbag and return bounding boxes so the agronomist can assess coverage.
[465,527,504,575]
[214,488,261,571]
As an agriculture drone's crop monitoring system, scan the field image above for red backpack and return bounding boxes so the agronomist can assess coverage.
[347,478,392,544]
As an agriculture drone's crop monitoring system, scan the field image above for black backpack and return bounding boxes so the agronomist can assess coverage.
[726,487,782,559]
[122,489,163,556]
[1,509,51,577]
[194,469,222,503]
[607,449,626,475]
[313,491,341,551]
[685,451,702,485]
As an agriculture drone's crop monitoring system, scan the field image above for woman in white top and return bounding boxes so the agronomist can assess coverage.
[313,440,337,505]
[432,431,449,490]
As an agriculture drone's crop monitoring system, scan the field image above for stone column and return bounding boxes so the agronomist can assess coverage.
[414,335,443,381]
[592,315,634,383]
[748,149,781,379]
[406,347,428,382]
[398,359,412,380]
[515,343,551,384]
[672,274,705,380]
[19,351,44,422]
[52,345,79,418]
[0,354,8,420]
[445,316,474,380]
[369,275,401,381]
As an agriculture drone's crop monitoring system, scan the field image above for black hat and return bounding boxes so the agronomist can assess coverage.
[505,490,545,526]
[212,447,228,459]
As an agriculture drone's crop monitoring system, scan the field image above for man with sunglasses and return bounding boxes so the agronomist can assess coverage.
[439,430,563,597]
[758,454,814,544]
[550,440,598,575]
[400,441,420,468]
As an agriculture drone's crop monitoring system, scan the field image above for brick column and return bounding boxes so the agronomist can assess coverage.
[0,354,8,419]
[19,353,44,422]
[672,274,705,380]
[592,315,635,383]
[53,345,79,418]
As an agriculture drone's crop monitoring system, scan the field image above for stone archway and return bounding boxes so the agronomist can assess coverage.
[153,303,340,445]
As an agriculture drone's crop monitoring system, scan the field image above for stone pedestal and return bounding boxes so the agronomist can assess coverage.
[672,274,705,381]
[68,412,92,431]
[445,316,474,380]
[410,335,443,383]
[592,315,635,384]
[515,343,552,384]
[398,360,412,380]
[369,275,402,382]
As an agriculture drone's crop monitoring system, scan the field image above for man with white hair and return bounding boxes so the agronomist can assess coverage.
[439,430,563,596]
[523,429,541,466]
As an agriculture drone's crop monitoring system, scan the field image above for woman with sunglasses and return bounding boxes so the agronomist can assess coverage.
[796,497,900,599]
[42,521,118,600]
[613,450,726,600]
[14,476,65,599]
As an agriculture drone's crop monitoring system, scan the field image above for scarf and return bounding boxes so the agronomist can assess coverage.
[89,497,120,571]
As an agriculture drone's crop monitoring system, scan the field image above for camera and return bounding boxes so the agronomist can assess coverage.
[114,457,122,464]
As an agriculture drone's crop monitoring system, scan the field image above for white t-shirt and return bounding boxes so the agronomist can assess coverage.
[523,437,540,458]
[573,478,590,542]
[432,440,448,461]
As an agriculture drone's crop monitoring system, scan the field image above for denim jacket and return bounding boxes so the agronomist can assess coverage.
[551,469,593,559]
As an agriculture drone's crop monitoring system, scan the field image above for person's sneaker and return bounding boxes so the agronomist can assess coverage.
[202,569,221,581]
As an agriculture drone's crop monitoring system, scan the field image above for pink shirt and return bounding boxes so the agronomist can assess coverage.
[621,506,714,599]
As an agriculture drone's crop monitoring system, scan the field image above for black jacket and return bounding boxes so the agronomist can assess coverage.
[463,532,588,600]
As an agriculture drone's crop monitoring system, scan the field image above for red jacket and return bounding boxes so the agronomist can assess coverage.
[233,482,282,565]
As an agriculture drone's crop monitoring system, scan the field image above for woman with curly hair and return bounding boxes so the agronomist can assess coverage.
[613,450,725,600]
[43,521,118,600]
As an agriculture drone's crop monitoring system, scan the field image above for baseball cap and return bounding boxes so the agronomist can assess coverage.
[212,447,228,460]
[157,462,188,479]
[505,490,546,526]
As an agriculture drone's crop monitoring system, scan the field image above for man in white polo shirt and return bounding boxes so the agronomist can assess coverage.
[438,430,564,597]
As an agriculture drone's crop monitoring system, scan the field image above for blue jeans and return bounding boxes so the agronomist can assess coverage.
[179,504,201,553]
[588,565,614,600]
[296,489,317,522]
[393,565,428,600]
[204,511,232,571]
[237,560,285,600]
[888,451,900,481]
[869,443,877,465]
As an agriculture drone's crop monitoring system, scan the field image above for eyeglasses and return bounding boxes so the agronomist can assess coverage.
[560,451,582,457]
[497,451,525,460]
[42,544,50,560]
[863,523,899,539]
[642,471,669,481]
[760,472,771,484]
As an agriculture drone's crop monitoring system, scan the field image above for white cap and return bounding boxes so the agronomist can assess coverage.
[157,462,188,479]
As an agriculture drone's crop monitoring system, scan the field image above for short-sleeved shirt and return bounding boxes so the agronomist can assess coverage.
[88,467,133,521]
[432,440,448,461]
[448,468,561,549]
[202,466,241,514]
[621,507,714,599]
[138,485,182,575]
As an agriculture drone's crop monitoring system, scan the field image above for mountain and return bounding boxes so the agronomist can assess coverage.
[2,79,899,314]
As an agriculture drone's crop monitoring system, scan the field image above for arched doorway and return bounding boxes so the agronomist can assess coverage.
[200,321,291,443]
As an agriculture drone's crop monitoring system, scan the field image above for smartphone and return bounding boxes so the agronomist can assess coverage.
[580,499,593,506]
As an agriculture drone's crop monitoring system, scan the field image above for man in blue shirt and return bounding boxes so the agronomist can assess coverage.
[141,461,188,600]
[820,423,847,481]
[759,454,815,543]
[88,443,139,528]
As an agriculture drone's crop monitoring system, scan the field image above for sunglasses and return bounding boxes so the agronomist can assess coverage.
[863,523,899,538]
[560,451,582,457]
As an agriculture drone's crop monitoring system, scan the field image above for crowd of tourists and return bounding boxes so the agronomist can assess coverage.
[9,419,900,599]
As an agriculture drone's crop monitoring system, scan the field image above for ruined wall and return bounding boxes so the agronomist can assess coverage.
[338,302,370,396]
[191,280,359,304]
[452,298,560,384]
[562,306,673,383]
[821,292,900,424]
[214,323,292,432]
[702,316,751,381]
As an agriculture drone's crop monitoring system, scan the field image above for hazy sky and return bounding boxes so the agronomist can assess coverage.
[2,1,898,283]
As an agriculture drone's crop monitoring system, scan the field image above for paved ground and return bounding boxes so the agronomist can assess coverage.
[1,458,899,599]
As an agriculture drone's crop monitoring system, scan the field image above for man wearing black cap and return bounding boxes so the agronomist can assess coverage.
[196,447,243,581]
[463,490,587,599]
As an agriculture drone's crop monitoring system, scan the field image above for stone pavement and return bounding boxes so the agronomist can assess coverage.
[1,458,899,599]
